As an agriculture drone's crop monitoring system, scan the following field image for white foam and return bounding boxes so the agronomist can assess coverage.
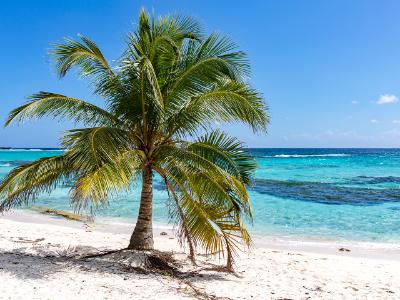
[0,149,63,152]
[264,154,350,158]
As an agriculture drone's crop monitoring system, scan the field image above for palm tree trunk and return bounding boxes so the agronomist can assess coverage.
[128,166,154,250]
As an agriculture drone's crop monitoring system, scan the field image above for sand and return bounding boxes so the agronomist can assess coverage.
[0,210,399,300]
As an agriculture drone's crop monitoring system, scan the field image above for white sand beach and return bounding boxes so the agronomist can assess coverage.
[1,210,399,300]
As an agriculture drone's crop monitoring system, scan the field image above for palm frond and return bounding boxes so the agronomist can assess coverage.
[138,57,165,132]
[158,156,252,219]
[50,35,127,102]
[166,79,268,137]
[0,155,73,212]
[62,127,132,170]
[50,34,113,79]
[190,130,257,184]
[166,32,249,105]
[71,150,143,212]
[157,166,251,258]
[5,92,122,127]
[153,13,203,43]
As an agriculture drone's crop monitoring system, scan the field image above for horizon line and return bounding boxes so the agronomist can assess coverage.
[2,147,400,150]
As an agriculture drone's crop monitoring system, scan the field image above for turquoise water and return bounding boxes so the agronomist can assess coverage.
[1,148,400,243]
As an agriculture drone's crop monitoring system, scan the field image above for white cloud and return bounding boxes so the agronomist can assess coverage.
[370,119,379,124]
[393,120,400,124]
[351,100,358,104]
[377,94,398,105]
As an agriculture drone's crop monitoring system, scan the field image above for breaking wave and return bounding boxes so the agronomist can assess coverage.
[264,154,350,158]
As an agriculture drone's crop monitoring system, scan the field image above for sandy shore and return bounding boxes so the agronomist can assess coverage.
[1,210,399,299]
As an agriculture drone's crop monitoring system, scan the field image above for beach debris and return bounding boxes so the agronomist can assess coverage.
[30,206,87,222]
[338,248,351,252]
[303,285,323,292]
[55,245,85,258]
[81,249,181,276]
[84,223,93,232]
[12,237,45,244]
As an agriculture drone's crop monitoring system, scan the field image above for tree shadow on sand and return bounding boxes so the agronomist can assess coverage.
[0,243,232,300]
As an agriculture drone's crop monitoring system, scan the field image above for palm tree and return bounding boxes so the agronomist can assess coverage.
[0,9,268,270]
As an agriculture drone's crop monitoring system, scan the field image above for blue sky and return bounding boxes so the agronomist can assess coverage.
[1,0,400,148]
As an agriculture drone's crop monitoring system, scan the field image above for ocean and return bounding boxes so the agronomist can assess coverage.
[1,148,399,243]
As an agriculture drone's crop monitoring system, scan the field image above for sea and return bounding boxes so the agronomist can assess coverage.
[1,148,399,243]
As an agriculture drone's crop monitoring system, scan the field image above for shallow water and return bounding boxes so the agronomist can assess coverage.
[1,148,399,243]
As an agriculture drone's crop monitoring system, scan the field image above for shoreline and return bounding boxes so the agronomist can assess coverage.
[1,210,399,299]
[3,209,400,262]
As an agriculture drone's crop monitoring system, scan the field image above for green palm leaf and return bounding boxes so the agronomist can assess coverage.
[51,34,113,79]
[189,130,257,184]
[71,150,143,212]
[166,79,268,137]
[5,92,121,127]
[0,155,73,212]
[62,127,132,170]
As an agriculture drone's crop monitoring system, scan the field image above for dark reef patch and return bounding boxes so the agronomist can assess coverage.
[0,160,32,167]
[252,179,400,206]
[349,176,400,185]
